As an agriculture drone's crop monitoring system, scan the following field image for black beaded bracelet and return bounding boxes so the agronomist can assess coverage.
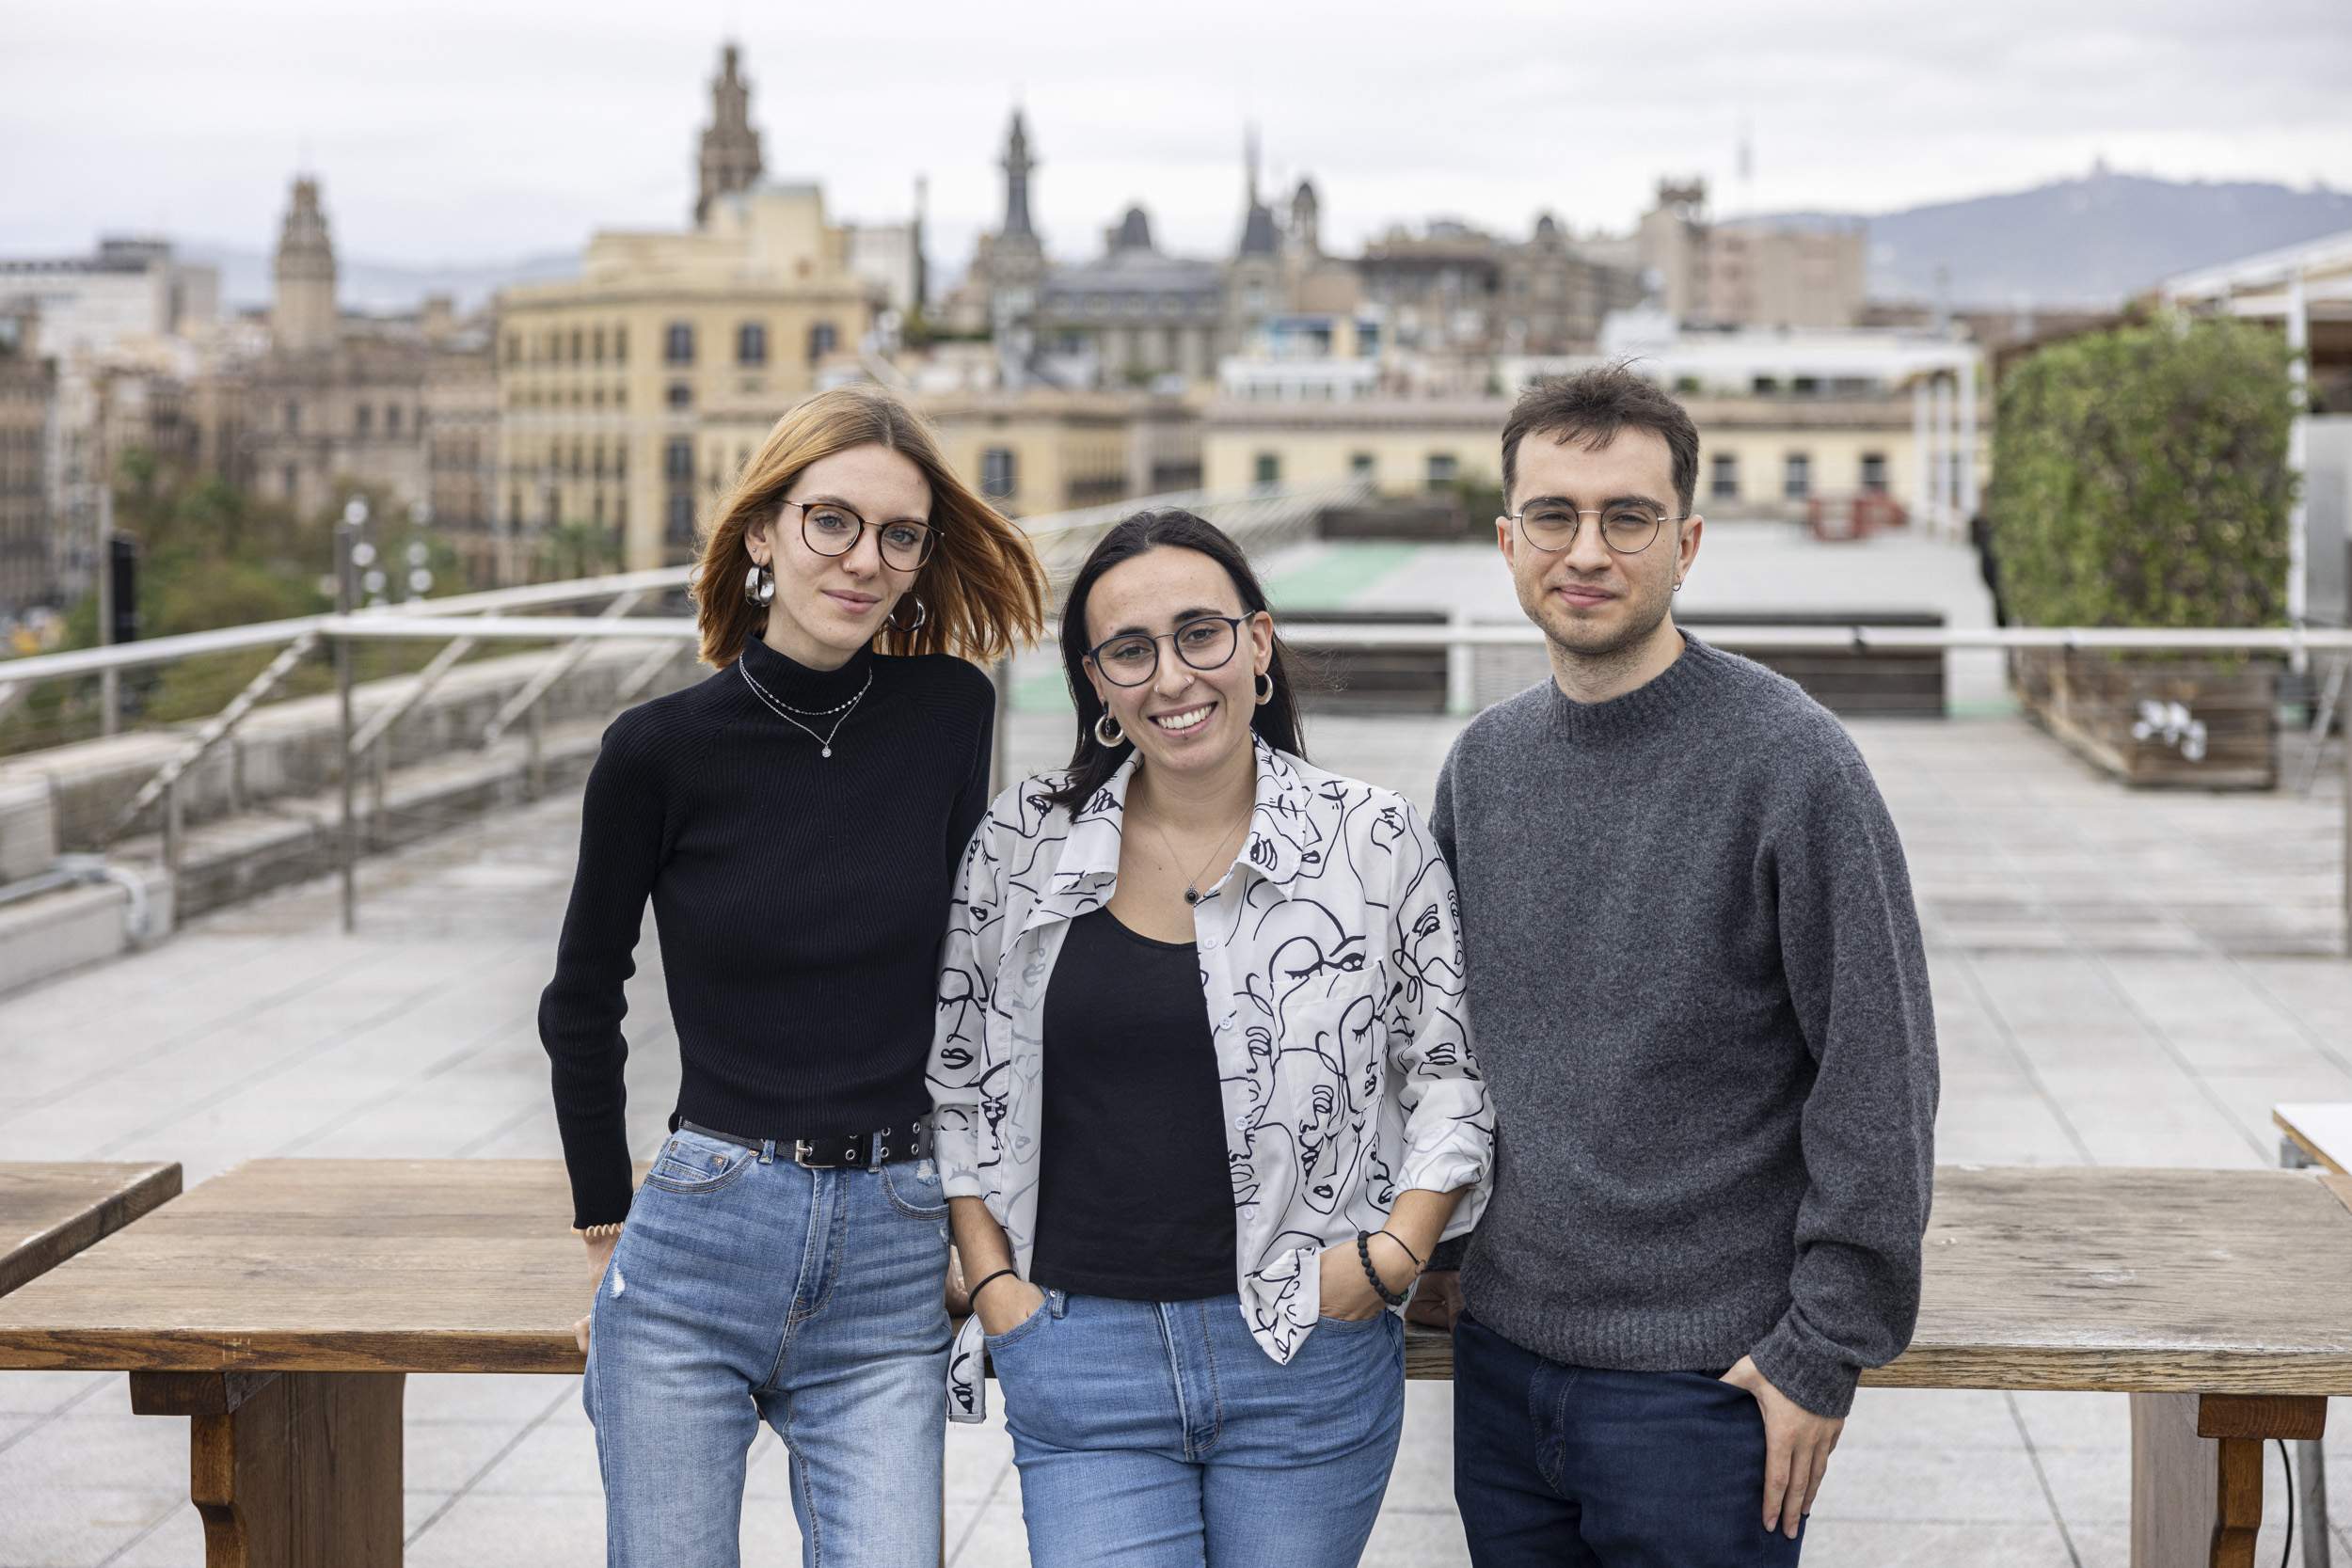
[1357,1229,1411,1307]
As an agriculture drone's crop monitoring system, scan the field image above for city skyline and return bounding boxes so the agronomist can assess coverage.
[7,0,2350,280]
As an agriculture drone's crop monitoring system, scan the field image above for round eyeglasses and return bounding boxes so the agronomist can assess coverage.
[780,498,938,571]
[1505,500,1690,556]
[1086,615,1249,688]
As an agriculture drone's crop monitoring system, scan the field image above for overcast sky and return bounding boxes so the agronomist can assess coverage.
[7,0,2350,279]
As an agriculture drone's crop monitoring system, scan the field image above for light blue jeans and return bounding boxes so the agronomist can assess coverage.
[989,1289,1406,1568]
[583,1126,951,1567]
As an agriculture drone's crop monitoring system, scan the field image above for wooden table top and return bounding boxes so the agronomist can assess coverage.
[0,1163,182,1300]
[2274,1102,2352,1175]
[0,1161,2347,1395]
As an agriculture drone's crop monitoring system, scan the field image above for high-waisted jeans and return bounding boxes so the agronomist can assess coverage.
[583,1125,952,1567]
[989,1288,1406,1568]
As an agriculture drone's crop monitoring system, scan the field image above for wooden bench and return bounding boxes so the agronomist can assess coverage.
[0,1161,2344,1568]
[0,1162,181,1298]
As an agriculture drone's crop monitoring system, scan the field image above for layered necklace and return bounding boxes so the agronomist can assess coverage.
[738,657,871,759]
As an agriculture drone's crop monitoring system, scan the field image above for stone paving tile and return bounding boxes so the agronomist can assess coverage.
[1800,1521,2079,1567]
[0,1488,184,1568]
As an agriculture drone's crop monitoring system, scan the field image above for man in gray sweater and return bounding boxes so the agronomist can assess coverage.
[1419,368,1938,1563]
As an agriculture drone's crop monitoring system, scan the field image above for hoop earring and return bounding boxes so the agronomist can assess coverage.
[1254,671,1273,705]
[1093,711,1126,748]
[743,562,774,606]
[890,595,928,633]
[1672,579,1683,593]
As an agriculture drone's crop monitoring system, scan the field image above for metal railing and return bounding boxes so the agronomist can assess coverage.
[0,479,2344,953]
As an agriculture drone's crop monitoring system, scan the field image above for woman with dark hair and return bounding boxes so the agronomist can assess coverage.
[540,384,1045,1566]
[929,508,1493,1567]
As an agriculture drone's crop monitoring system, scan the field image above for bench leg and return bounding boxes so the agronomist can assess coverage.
[131,1370,405,1568]
[2298,1436,2333,1568]
[2132,1392,2328,1568]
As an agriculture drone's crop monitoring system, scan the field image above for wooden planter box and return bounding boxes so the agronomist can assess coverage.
[2011,647,2278,789]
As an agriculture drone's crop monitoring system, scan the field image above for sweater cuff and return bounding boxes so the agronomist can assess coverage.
[1749,1309,1861,1418]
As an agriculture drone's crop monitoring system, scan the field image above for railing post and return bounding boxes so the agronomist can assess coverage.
[991,656,1013,798]
[1447,608,1475,716]
[526,703,545,800]
[335,524,358,934]
[162,776,183,880]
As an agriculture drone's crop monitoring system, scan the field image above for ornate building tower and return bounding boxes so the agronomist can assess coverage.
[695,43,765,226]
[271,175,338,353]
[985,110,1049,375]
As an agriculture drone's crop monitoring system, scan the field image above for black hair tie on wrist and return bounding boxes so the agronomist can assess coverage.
[1357,1230,1411,1308]
[1376,1229,1426,1272]
[969,1268,1021,1311]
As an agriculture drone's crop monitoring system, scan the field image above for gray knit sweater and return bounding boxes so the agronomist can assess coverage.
[1429,635,1938,1418]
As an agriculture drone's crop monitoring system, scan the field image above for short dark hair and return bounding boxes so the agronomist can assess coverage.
[1045,508,1307,814]
[1501,365,1700,515]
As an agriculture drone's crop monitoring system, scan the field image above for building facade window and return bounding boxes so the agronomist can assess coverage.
[592,328,606,363]
[1860,451,1888,493]
[807,322,838,363]
[387,405,402,436]
[738,322,768,365]
[664,323,695,365]
[981,448,1016,499]
[1426,453,1457,490]
[1253,452,1281,486]
[665,438,693,482]
[614,326,628,363]
[1349,451,1375,479]
[1783,452,1811,500]
[667,383,692,409]
[666,490,697,544]
[1710,452,1740,500]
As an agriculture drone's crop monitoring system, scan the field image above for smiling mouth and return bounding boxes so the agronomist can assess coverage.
[1152,703,1216,733]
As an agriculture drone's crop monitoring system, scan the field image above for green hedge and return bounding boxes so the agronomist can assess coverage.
[1988,314,2297,629]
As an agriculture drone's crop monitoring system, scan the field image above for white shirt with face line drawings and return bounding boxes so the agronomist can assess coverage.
[929,733,1494,1423]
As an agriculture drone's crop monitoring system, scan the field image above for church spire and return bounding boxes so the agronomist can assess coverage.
[695,41,764,226]
[1000,109,1037,239]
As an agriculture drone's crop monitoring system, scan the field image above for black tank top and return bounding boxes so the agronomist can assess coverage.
[1030,907,1238,1301]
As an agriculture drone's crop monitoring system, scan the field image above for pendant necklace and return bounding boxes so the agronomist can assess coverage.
[739,659,871,759]
[1146,811,1250,906]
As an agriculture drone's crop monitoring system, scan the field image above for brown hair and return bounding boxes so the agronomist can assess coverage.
[1500,365,1700,515]
[693,385,1047,667]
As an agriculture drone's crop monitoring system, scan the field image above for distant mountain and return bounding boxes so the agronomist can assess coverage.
[181,243,580,314]
[1761,168,2352,309]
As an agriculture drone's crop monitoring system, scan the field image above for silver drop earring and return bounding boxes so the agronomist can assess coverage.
[1093,711,1126,748]
[744,562,775,606]
[1254,671,1273,705]
[891,596,929,633]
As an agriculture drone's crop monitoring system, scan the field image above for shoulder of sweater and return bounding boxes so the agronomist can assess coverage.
[880,651,995,706]
[596,665,737,764]
[1440,678,1558,770]
[1688,641,1866,773]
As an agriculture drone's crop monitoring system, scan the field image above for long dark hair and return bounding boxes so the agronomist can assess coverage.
[1046,508,1307,813]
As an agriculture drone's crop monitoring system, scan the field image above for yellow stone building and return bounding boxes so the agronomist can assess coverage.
[1203,393,1986,524]
[494,182,878,570]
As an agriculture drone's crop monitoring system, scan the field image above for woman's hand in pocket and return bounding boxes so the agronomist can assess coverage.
[975,1272,1047,1338]
[1315,1243,1390,1322]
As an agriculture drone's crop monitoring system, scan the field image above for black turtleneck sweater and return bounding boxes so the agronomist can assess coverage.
[538,636,996,1227]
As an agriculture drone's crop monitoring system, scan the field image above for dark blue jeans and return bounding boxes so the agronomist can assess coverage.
[1453,1312,1804,1567]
